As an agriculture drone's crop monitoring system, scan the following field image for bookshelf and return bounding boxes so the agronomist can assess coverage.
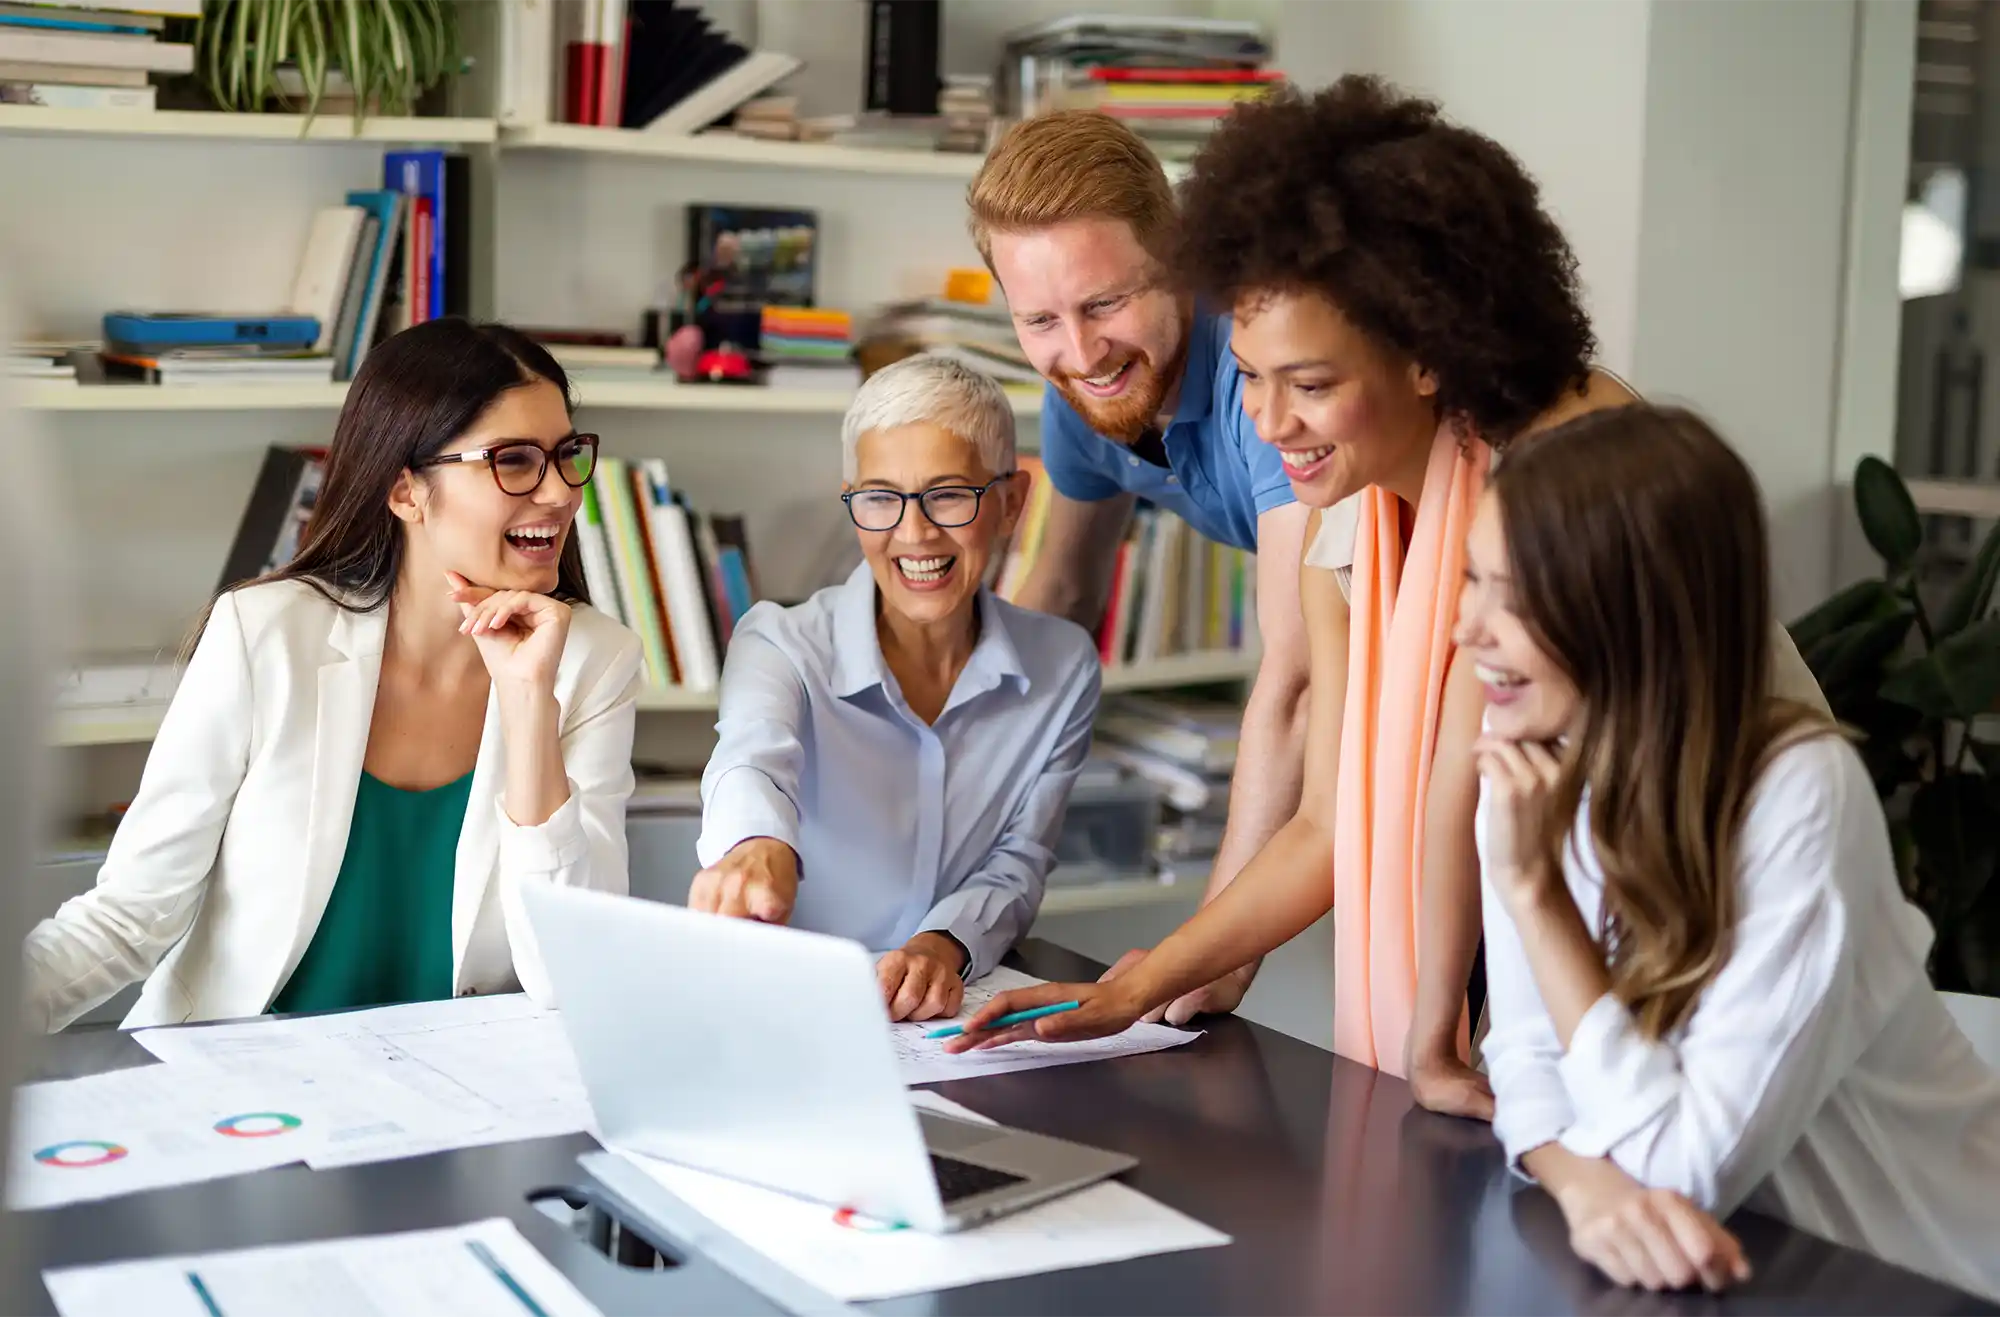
[0,105,497,145]
[21,381,351,413]
[20,378,1044,418]
[47,652,1260,750]
[499,122,988,178]
[1908,478,2000,520]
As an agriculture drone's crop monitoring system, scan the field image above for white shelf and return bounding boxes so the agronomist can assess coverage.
[49,707,172,749]
[1102,650,1259,691]
[50,653,1258,747]
[0,105,496,144]
[22,378,1042,418]
[574,376,1041,417]
[499,120,1193,182]
[1907,477,2000,519]
[500,121,986,178]
[20,381,350,412]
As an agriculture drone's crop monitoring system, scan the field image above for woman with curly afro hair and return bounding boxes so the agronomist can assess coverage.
[951,76,1825,1126]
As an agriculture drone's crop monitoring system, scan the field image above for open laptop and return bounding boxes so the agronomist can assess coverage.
[522,883,1137,1233]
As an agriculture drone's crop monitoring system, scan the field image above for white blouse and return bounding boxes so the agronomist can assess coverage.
[1481,734,2000,1300]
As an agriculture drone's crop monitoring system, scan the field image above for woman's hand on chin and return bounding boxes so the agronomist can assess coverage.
[1474,735,1567,916]
[447,570,571,696]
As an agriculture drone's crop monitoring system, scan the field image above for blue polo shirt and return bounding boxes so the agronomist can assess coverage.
[1037,312,1293,552]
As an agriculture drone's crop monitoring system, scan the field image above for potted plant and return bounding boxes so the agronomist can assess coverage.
[1789,456,2000,995]
[191,0,463,125]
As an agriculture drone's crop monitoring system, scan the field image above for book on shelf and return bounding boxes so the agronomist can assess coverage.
[0,79,151,108]
[997,467,1257,668]
[216,445,327,593]
[0,20,192,76]
[576,456,755,693]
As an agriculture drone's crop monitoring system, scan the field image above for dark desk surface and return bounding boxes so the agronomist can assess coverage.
[8,939,1991,1316]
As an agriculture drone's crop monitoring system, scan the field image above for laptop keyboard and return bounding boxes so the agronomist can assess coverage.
[930,1153,1027,1204]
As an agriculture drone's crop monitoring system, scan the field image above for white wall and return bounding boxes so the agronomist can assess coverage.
[1232,0,1887,618]
[1627,0,1862,618]
[1223,0,1652,374]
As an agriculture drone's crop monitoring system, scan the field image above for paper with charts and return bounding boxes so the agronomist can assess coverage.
[891,966,1199,1086]
[135,993,597,1168]
[41,1217,602,1317]
[617,1091,1228,1301]
[6,1063,347,1210]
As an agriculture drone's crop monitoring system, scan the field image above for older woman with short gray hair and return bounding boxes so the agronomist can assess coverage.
[692,355,1102,1021]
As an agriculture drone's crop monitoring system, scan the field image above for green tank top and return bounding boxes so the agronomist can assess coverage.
[270,769,472,1015]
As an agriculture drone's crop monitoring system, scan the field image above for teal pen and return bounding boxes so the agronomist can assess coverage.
[927,1000,1080,1039]
[466,1239,552,1317]
[185,1272,224,1317]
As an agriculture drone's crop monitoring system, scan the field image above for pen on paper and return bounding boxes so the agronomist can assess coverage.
[926,1001,1080,1040]
[185,1271,224,1317]
[465,1239,552,1317]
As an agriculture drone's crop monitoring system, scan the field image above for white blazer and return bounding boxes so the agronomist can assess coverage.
[26,579,643,1032]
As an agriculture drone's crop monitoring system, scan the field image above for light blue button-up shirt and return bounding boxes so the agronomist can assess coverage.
[696,563,1102,979]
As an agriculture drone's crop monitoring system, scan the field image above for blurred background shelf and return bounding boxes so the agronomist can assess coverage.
[499,121,987,178]
[19,378,1044,418]
[49,654,1259,749]
[0,106,496,144]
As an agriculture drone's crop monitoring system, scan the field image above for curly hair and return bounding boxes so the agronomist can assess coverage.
[1175,76,1596,446]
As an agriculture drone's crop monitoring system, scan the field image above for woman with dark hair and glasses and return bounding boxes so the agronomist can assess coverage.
[691,354,1100,1022]
[24,318,643,1031]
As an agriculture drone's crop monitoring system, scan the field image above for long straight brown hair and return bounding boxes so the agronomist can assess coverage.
[1490,404,1830,1039]
[190,319,589,652]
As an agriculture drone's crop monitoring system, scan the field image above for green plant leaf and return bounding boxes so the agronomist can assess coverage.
[1854,455,1923,573]
[1908,772,1999,920]
[1790,578,1904,659]
[1810,610,1915,706]
[1938,516,2000,639]
[1846,695,1925,794]
[1881,615,2000,719]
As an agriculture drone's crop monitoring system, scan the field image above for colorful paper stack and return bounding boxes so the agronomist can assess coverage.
[758,306,859,391]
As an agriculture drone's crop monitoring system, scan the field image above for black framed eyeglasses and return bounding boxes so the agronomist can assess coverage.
[841,474,1014,532]
[416,433,600,496]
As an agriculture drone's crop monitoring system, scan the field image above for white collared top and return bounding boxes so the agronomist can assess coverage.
[1482,733,2000,1300]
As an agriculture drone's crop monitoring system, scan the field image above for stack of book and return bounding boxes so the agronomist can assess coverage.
[1058,67,1283,141]
[936,74,994,154]
[576,456,759,694]
[526,331,663,382]
[758,306,857,391]
[1090,693,1241,868]
[5,338,84,381]
[997,458,1259,668]
[1000,14,1278,157]
[0,0,196,111]
[857,297,1038,388]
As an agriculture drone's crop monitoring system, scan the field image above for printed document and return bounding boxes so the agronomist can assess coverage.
[616,1091,1229,1301]
[8,1064,334,1210]
[42,1217,601,1317]
[891,966,1199,1086]
[135,994,593,1167]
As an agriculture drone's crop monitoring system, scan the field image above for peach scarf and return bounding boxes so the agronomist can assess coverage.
[1331,424,1489,1075]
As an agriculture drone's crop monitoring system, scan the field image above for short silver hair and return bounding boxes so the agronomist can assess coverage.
[841,355,1016,483]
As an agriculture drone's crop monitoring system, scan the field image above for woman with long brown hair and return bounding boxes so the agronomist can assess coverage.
[1468,405,2000,1298]
[23,318,642,1031]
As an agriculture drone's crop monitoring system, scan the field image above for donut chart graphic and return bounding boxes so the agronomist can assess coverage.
[212,1112,303,1139]
[831,1207,906,1233]
[34,1140,128,1169]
